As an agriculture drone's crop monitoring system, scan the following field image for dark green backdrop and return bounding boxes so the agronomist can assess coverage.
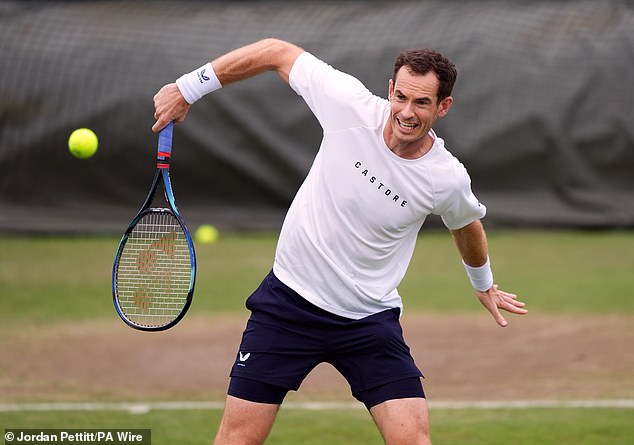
[1,0,633,233]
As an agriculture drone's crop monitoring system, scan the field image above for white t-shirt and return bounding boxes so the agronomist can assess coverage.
[272,52,486,319]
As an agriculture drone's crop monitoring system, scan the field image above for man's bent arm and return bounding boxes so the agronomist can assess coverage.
[153,38,304,132]
[212,38,304,86]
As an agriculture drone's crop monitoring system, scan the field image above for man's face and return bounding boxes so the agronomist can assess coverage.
[388,67,452,147]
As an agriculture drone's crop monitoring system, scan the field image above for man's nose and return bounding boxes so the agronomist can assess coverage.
[400,102,415,118]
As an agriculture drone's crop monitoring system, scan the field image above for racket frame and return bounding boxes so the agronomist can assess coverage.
[112,122,196,331]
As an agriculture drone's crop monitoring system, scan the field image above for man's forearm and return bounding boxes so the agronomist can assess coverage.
[211,38,304,86]
[451,220,494,291]
[450,219,488,267]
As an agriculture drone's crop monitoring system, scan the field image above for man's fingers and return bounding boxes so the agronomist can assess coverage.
[477,294,508,327]
[152,118,168,133]
[477,286,527,327]
[505,304,529,315]
[490,307,508,327]
[152,83,187,132]
[500,293,528,312]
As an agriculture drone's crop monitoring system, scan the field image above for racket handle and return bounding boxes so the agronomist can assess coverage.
[157,121,174,158]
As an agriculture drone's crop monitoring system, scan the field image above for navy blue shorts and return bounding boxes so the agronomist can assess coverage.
[228,271,424,409]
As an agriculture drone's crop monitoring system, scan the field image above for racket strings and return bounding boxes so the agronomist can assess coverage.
[115,211,192,328]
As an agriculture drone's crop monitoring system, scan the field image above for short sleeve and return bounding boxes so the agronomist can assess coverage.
[289,52,385,131]
[437,163,487,230]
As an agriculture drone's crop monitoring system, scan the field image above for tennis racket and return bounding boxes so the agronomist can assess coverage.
[112,121,196,331]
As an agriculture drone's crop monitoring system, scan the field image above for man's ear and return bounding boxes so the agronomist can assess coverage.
[388,79,394,100]
[437,96,453,117]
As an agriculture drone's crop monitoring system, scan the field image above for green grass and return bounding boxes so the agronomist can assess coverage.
[402,229,634,313]
[1,407,632,445]
[1,230,633,328]
[430,408,633,445]
[1,230,632,443]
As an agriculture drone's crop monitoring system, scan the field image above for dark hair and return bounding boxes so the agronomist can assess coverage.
[392,49,457,102]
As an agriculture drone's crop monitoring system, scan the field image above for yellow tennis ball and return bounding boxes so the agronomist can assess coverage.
[68,128,98,159]
[195,224,219,244]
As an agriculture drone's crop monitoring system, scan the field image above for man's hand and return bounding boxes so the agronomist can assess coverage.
[476,284,527,327]
[152,83,190,132]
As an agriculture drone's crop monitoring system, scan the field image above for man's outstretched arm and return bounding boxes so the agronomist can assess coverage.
[451,220,528,327]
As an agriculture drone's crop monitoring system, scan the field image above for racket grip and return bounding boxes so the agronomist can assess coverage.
[157,121,174,157]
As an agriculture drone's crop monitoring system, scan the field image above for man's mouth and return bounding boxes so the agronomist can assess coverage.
[396,117,418,130]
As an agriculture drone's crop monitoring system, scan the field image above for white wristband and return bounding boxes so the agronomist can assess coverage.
[175,62,222,104]
[462,257,494,292]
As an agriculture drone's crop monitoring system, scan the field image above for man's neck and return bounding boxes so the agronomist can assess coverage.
[383,126,434,160]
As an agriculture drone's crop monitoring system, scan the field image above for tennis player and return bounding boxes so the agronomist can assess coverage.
[153,38,527,445]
